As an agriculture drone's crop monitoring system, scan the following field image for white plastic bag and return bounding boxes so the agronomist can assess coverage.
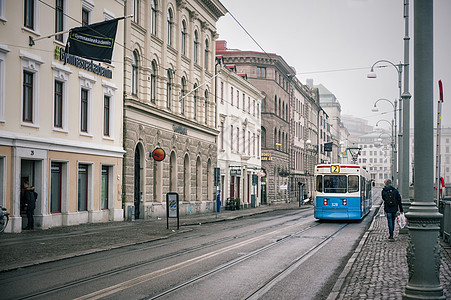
[396,212,407,229]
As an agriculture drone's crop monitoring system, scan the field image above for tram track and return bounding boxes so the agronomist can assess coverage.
[6,210,314,299]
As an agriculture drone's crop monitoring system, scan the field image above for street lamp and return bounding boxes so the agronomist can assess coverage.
[372,98,398,186]
[368,61,403,189]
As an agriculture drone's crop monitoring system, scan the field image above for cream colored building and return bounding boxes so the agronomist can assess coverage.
[216,61,264,209]
[0,0,125,232]
[122,0,227,219]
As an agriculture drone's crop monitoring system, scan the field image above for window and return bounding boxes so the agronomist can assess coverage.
[82,8,90,26]
[101,166,109,209]
[194,30,199,63]
[348,175,359,193]
[0,46,6,122]
[54,81,63,128]
[51,162,62,213]
[181,20,187,55]
[55,0,64,42]
[133,0,139,23]
[193,84,197,119]
[204,39,209,71]
[242,128,245,153]
[261,127,266,148]
[80,88,88,132]
[24,0,35,29]
[230,87,233,106]
[274,96,277,115]
[166,70,172,109]
[180,77,186,115]
[204,89,208,124]
[132,51,138,96]
[151,0,157,35]
[78,164,88,211]
[220,81,224,103]
[220,121,224,150]
[103,95,110,136]
[167,8,173,46]
[150,61,156,103]
[231,125,233,151]
[0,0,5,21]
[323,175,347,193]
[261,98,264,112]
[253,133,255,156]
[257,66,266,78]
[237,90,239,109]
[23,71,33,123]
[237,127,240,152]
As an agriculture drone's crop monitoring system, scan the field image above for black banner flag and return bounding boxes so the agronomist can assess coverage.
[65,18,122,63]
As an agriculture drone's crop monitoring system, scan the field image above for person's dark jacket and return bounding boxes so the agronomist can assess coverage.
[382,185,403,213]
[24,187,37,211]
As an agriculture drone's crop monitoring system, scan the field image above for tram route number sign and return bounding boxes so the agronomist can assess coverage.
[330,165,340,173]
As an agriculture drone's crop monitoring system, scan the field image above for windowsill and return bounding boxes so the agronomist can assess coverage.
[53,127,68,133]
[21,122,40,129]
[0,17,7,23]
[80,132,93,138]
[22,26,40,36]
[102,136,115,141]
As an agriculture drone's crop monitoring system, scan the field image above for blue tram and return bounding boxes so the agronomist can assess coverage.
[314,164,372,220]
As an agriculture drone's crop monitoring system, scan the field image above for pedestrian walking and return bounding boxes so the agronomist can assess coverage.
[23,181,37,230]
[381,179,403,240]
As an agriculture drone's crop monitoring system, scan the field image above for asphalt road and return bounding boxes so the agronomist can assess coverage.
[1,204,377,300]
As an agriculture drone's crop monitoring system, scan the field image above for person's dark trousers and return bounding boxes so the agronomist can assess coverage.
[386,212,396,238]
[26,209,34,229]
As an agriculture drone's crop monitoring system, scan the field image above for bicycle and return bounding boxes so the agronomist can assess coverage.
[0,206,9,233]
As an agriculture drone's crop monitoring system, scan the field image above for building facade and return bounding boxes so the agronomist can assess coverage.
[216,60,264,208]
[0,0,125,232]
[216,41,322,203]
[122,0,227,219]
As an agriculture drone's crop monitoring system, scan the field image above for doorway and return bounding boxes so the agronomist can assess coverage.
[134,146,141,219]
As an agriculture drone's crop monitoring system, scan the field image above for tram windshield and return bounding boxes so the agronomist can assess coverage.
[316,175,360,193]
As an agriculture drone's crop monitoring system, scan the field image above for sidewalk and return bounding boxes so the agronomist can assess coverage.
[0,202,302,272]
[328,206,451,299]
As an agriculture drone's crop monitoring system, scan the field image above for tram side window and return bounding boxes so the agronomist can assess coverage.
[316,175,323,192]
[348,175,359,193]
[324,175,347,193]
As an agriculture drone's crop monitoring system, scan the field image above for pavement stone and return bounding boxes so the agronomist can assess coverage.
[1,201,450,299]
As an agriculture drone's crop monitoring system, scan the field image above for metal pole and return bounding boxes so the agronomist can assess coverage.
[401,0,412,210]
[393,100,398,188]
[403,1,444,298]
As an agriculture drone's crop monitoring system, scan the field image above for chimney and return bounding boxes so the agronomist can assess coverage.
[216,40,227,51]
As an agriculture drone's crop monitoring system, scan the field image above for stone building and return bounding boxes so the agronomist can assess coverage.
[0,0,125,232]
[216,40,320,203]
[123,0,227,219]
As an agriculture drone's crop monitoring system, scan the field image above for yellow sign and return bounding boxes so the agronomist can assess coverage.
[261,153,272,161]
[330,165,340,173]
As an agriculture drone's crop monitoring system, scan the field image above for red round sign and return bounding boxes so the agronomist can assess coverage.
[152,148,166,161]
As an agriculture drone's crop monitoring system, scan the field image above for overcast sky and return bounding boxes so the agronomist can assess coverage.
[216,0,451,130]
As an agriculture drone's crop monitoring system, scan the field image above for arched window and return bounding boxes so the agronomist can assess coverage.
[193,84,198,120]
[181,20,187,55]
[151,0,157,35]
[166,70,172,109]
[196,157,201,200]
[183,154,189,201]
[180,77,186,115]
[261,127,266,148]
[132,51,139,96]
[282,103,285,119]
[150,61,157,104]
[204,39,209,71]
[167,8,173,46]
[194,30,199,63]
[274,128,277,148]
[204,89,209,124]
[169,151,176,192]
[274,95,277,115]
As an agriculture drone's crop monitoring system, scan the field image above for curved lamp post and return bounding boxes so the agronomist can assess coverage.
[368,61,403,189]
